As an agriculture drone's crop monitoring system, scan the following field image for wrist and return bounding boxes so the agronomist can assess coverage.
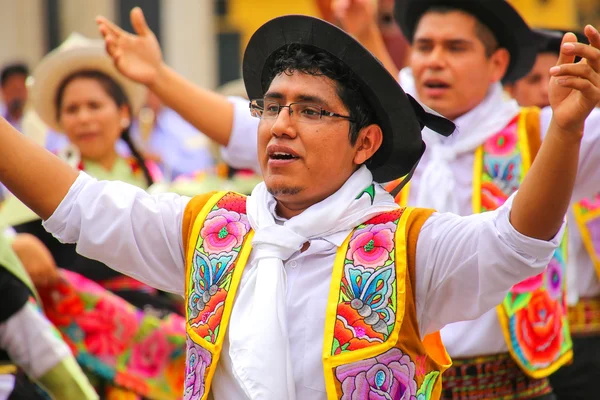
[354,21,381,44]
[548,119,584,144]
[147,62,169,92]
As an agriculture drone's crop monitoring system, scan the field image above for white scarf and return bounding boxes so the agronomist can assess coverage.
[399,68,520,213]
[228,166,398,399]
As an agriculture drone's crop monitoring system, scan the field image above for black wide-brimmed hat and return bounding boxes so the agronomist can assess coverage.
[395,0,538,83]
[242,15,455,183]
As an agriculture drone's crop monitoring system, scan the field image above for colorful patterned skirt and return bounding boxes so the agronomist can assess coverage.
[39,270,186,399]
[442,352,553,400]
[568,296,600,336]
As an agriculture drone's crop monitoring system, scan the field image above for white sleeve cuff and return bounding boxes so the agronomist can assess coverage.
[494,192,566,265]
[220,96,261,173]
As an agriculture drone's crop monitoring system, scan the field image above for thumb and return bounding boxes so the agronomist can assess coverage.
[130,7,151,36]
[556,32,577,66]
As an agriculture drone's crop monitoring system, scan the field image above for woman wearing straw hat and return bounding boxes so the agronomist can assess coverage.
[0,33,188,400]
[3,33,181,311]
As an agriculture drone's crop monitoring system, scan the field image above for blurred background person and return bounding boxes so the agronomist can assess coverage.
[0,63,28,131]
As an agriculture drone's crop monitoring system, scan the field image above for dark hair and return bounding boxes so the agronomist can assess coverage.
[55,70,153,187]
[1,63,29,87]
[265,44,375,145]
[423,6,499,57]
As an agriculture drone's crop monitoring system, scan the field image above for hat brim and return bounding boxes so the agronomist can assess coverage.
[395,0,538,83]
[30,42,146,132]
[242,15,454,183]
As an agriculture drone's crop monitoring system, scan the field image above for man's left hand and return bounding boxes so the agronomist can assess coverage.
[549,25,600,133]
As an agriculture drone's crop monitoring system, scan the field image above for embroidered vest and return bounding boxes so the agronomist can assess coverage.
[572,194,600,280]
[389,108,572,378]
[182,191,451,400]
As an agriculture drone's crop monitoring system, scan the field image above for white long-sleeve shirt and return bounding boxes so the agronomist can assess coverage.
[43,172,562,399]
[221,95,600,358]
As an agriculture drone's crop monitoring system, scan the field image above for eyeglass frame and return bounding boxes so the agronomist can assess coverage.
[248,98,356,123]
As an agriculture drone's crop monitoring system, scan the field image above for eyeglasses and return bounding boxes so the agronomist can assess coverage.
[249,98,355,124]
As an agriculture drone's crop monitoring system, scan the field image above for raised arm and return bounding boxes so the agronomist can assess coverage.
[0,118,78,220]
[97,8,235,147]
[510,27,600,240]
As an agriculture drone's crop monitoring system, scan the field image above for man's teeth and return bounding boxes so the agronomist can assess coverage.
[271,152,296,159]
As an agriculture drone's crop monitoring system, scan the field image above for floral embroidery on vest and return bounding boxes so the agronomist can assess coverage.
[187,193,249,343]
[184,335,212,400]
[335,347,440,400]
[333,209,403,355]
[479,112,571,376]
[481,117,521,211]
[573,193,600,279]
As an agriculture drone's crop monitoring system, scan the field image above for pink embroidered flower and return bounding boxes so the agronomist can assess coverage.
[77,298,137,360]
[347,223,394,267]
[184,336,212,400]
[128,330,170,378]
[200,209,250,254]
[579,194,600,211]
[336,348,417,400]
[484,123,518,156]
[512,273,544,294]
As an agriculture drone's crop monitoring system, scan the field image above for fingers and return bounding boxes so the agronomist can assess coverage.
[96,15,124,39]
[585,24,600,49]
[554,76,600,101]
[556,32,577,67]
[131,7,151,36]
[550,63,600,88]
[560,42,600,71]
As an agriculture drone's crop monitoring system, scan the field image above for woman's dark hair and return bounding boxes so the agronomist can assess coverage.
[55,70,153,187]
[265,44,375,145]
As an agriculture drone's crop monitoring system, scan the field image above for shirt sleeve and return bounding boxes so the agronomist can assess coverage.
[540,106,600,202]
[219,96,261,173]
[414,193,565,337]
[0,301,71,379]
[42,172,191,295]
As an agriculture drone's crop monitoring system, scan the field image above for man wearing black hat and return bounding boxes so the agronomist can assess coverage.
[329,0,600,399]
[504,27,600,400]
[0,7,596,400]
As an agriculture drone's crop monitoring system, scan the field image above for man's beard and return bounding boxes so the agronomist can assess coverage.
[267,185,302,197]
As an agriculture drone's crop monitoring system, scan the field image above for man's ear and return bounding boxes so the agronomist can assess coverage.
[353,124,383,165]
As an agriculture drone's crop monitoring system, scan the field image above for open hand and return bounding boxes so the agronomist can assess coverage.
[96,7,163,87]
[332,0,378,39]
[11,233,59,287]
[549,25,600,133]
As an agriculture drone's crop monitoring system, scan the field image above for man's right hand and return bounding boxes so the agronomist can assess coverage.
[96,7,163,88]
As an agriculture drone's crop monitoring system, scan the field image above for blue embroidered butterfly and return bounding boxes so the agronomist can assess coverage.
[484,153,522,195]
[188,250,234,321]
[342,264,396,336]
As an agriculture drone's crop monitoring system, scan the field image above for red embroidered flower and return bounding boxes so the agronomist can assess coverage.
[77,298,138,359]
[513,289,563,366]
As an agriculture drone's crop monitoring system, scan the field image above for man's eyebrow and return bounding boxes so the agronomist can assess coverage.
[264,92,332,108]
[414,38,475,46]
[264,92,284,100]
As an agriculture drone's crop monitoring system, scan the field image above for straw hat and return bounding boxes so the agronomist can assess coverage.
[30,33,147,132]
